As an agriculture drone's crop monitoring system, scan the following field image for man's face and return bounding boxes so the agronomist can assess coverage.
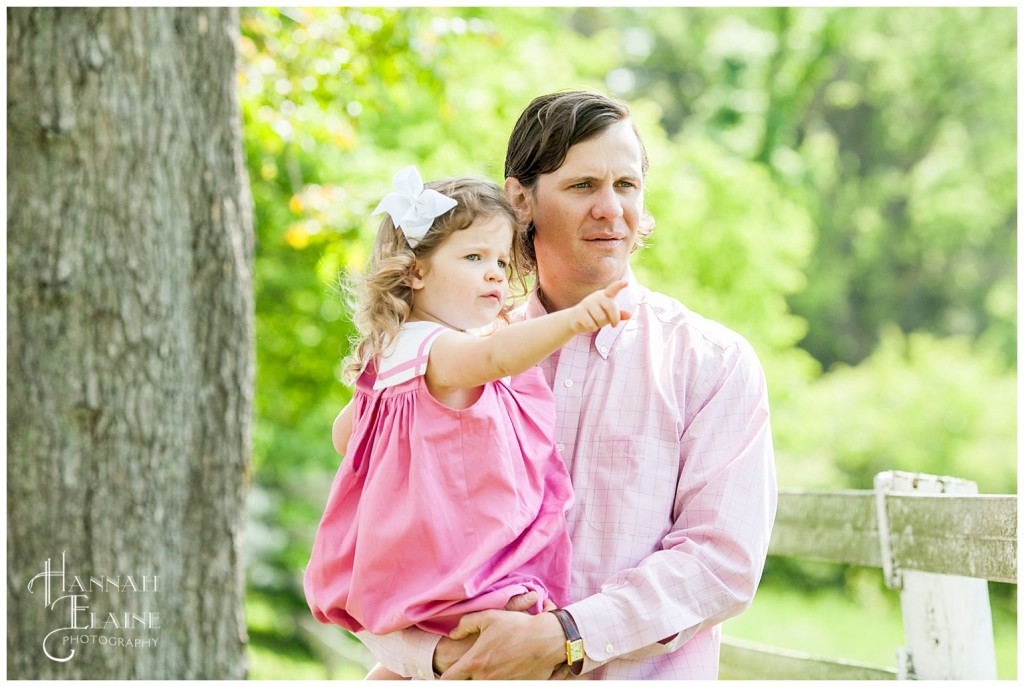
[523,120,645,294]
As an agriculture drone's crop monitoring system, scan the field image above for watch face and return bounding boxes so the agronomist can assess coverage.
[568,640,584,663]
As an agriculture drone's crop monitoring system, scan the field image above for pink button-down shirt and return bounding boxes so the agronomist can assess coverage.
[358,269,777,679]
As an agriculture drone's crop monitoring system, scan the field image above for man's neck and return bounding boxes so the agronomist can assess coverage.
[536,281,607,313]
[535,283,569,314]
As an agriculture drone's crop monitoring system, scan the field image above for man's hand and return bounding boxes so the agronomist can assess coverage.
[432,591,544,675]
[439,608,566,680]
[433,634,477,676]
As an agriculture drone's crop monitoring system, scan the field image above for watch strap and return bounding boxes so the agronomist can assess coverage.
[551,608,584,675]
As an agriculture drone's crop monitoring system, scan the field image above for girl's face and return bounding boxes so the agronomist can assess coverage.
[408,214,513,331]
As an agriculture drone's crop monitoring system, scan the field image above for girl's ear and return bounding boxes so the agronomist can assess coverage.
[504,177,533,225]
[407,259,427,290]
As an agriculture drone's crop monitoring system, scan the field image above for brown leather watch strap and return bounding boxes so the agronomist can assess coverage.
[550,608,584,675]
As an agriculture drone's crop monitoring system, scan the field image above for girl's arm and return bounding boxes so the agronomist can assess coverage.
[426,281,629,392]
[332,400,354,455]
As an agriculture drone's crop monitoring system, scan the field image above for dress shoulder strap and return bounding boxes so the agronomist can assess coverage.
[373,321,449,390]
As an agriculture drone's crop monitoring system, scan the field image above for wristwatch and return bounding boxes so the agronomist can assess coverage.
[550,609,584,675]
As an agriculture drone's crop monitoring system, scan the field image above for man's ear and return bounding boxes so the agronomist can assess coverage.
[504,177,533,225]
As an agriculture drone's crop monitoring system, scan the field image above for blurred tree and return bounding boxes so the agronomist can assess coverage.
[8,8,252,679]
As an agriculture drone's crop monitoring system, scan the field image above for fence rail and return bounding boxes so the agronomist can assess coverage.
[768,490,1017,582]
[720,471,1018,680]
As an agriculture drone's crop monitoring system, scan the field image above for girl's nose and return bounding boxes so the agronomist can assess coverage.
[486,262,506,281]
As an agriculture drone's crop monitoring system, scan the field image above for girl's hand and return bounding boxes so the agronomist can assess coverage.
[503,591,538,612]
[502,591,557,613]
[568,280,631,333]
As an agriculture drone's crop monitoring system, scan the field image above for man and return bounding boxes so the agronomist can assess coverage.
[358,90,777,679]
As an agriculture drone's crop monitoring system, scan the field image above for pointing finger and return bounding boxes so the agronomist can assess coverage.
[599,298,619,327]
[603,280,627,299]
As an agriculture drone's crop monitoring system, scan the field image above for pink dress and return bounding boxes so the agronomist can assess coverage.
[304,321,574,635]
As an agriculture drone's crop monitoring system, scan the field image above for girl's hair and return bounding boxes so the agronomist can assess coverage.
[342,176,528,383]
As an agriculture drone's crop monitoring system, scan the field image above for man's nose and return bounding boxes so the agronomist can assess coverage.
[591,185,624,221]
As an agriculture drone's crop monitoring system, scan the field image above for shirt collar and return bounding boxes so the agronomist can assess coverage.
[526,265,640,360]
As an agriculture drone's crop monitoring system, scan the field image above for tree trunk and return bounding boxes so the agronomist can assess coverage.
[7,8,253,678]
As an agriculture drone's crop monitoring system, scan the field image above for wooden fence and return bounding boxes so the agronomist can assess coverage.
[720,471,1018,680]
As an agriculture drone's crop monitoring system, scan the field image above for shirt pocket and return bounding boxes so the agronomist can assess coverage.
[581,434,679,541]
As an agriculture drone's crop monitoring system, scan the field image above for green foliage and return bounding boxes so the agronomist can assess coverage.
[774,329,1017,492]
[651,8,1016,368]
[237,6,1016,677]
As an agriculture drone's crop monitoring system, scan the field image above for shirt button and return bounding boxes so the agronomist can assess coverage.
[605,643,614,653]
[416,668,425,678]
[598,345,608,355]
[556,443,564,453]
[564,379,574,388]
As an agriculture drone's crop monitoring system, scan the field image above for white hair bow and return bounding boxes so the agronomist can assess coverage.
[372,166,458,248]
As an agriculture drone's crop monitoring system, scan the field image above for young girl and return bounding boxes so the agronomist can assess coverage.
[303,167,629,677]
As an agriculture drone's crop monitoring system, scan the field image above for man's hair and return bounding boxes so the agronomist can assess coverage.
[504,90,650,189]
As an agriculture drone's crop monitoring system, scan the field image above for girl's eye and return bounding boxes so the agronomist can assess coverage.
[465,254,480,261]
[497,260,507,269]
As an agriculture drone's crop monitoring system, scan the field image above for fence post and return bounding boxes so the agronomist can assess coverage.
[874,471,998,679]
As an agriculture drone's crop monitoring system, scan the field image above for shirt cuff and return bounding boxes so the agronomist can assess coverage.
[565,595,695,667]
[356,628,442,680]
[565,594,624,664]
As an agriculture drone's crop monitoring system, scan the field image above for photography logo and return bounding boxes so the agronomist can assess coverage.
[27,552,161,662]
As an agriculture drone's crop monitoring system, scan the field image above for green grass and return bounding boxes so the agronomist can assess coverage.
[723,579,1017,679]
[246,575,1017,679]
[247,642,371,680]
[722,583,905,667]
[247,644,336,680]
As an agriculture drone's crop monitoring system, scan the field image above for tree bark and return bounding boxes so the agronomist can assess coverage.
[7,8,253,678]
